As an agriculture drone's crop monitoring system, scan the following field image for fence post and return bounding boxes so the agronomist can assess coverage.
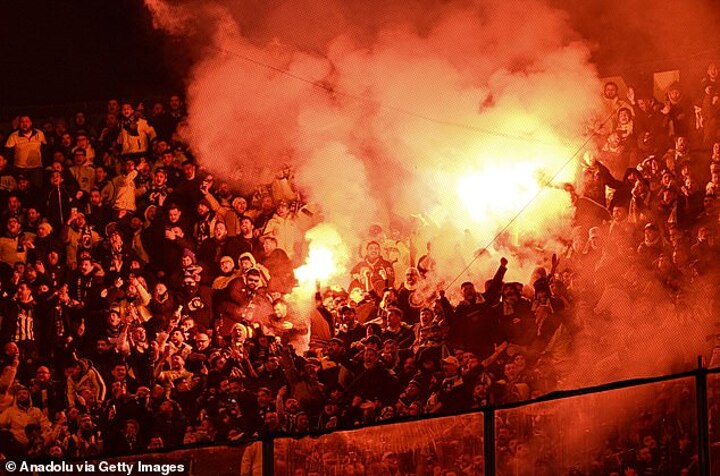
[262,437,275,476]
[484,408,496,476]
[696,356,710,476]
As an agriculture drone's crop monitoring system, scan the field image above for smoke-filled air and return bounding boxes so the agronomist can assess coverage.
[143,0,715,376]
[144,0,597,282]
[143,0,717,471]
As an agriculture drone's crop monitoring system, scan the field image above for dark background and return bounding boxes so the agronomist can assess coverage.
[0,0,186,114]
[1,0,719,116]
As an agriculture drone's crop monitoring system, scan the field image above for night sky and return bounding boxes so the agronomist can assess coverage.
[0,0,185,114]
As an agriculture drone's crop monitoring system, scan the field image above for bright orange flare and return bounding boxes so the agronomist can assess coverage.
[293,224,350,292]
[457,162,542,221]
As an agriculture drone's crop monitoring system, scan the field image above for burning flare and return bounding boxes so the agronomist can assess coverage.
[293,224,350,294]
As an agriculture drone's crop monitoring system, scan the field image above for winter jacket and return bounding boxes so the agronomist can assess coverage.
[69,164,96,192]
[0,231,34,265]
[67,362,107,407]
[112,170,139,212]
[263,214,300,259]
[118,118,156,155]
[204,192,242,237]
[261,249,296,294]
[61,225,101,268]
[45,182,77,231]
[0,394,51,446]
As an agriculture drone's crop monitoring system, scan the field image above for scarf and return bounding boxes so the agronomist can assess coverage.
[121,117,140,136]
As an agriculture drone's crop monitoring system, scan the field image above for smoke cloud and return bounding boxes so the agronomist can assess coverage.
[144,0,600,284]
[144,0,719,471]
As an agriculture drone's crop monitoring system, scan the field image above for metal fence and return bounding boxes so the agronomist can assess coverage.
[41,363,719,476]
[253,357,719,476]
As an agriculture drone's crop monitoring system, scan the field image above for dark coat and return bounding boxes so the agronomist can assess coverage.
[344,364,401,406]
[442,263,507,358]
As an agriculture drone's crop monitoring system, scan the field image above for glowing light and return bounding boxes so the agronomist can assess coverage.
[293,224,350,291]
[445,134,577,242]
[296,247,335,283]
[457,161,543,221]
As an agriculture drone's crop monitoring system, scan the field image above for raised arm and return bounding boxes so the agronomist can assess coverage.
[483,257,508,304]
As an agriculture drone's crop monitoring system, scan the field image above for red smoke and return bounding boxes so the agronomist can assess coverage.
[144,0,719,469]
[144,0,601,284]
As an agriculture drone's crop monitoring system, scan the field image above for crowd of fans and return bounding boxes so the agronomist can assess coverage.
[276,415,485,476]
[0,64,719,474]
[497,380,701,476]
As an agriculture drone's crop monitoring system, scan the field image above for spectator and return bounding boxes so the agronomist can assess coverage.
[61,212,100,270]
[259,236,295,294]
[5,115,46,189]
[0,153,18,202]
[197,221,244,278]
[112,158,140,214]
[0,281,41,361]
[262,200,300,261]
[69,148,95,193]
[45,169,77,232]
[0,384,52,455]
[0,217,34,266]
[350,241,395,296]
[66,359,106,408]
[117,103,156,158]
[173,160,204,216]
[0,74,714,469]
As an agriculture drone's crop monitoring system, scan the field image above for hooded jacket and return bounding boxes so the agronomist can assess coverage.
[0,388,51,446]
[263,213,300,260]
[259,249,296,294]
[203,191,242,237]
[238,252,270,286]
[67,359,107,407]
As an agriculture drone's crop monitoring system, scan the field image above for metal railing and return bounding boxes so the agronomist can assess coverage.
[260,357,719,476]
[73,358,718,475]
